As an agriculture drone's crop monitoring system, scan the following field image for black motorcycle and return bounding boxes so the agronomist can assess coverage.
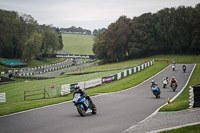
[182,65,186,73]
[171,82,177,92]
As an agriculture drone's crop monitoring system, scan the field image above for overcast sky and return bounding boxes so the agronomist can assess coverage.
[0,0,199,31]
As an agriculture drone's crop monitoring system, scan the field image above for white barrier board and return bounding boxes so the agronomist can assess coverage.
[0,93,6,103]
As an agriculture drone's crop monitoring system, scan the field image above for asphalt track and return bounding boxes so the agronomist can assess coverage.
[0,64,195,133]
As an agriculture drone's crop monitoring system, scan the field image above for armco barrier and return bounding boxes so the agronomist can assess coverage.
[61,60,154,96]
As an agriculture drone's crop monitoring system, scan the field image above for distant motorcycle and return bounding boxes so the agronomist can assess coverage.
[162,79,168,88]
[172,64,175,71]
[182,65,186,73]
[171,82,177,92]
[151,85,161,98]
[73,93,96,116]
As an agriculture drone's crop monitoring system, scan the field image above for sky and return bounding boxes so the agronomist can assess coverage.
[0,0,199,31]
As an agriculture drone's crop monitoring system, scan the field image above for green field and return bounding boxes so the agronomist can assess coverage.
[62,34,94,55]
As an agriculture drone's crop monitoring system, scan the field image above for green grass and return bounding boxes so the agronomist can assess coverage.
[62,34,94,55]
[161,124,200,133]
[147,55,200,63]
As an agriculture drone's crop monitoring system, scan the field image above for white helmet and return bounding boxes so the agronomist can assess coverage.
[151,80,155,83]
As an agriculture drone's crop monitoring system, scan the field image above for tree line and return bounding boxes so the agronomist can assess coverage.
[60,26,105,36]
[93,4,200,63]
[0,9,63,62]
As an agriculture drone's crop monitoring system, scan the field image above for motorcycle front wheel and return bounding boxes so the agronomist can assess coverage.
[77,104,86,116]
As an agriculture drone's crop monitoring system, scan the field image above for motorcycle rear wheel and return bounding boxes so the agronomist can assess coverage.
[91,104,97,114]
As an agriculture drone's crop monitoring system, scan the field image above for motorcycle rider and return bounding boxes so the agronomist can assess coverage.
[163,77,169,84]
[73,85,94,107]
[182,65,186,71]
[170,77,178,87]
[150,80,159,88]
[172,60,176,65]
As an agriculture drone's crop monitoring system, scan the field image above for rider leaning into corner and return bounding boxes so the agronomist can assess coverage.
[73,85,95,108]
[150,80,158,88]
[163,77,169,84]
[170,76,178,87]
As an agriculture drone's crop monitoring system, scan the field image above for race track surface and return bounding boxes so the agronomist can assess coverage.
[0,64,195,133]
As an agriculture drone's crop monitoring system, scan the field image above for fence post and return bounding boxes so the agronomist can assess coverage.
[44,87,46,99]
[24,91,26,101]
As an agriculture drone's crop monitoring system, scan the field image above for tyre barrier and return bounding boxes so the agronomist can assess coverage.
[189,84,200,108]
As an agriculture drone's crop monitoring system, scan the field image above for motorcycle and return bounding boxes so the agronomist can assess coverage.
[171,82,177,92]
[73,93,97,116]
[151,85,161,98]
[162,79,168,88]
[172,64,175,71]
[182,65,186,73]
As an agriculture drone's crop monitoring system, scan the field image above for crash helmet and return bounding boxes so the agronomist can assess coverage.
[172,76,175,79]
[74,85,80,91]
[166,77,168,79]
[151,80,155,83]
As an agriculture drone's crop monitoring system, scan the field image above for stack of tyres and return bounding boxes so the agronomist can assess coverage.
[193,84,200,107]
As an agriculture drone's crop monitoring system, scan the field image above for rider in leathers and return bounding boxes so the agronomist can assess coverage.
[73,85,95,108]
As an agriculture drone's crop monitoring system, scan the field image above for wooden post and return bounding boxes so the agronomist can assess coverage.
[44,87,45,99]
[24,91,26,101]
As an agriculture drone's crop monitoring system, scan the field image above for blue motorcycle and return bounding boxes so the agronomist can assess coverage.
[152,85,161,98]
[73,93,97,116]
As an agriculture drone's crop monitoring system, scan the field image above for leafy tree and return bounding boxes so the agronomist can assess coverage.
[41,26,60,54]
[23,32,42,62]
[191,3,200,54]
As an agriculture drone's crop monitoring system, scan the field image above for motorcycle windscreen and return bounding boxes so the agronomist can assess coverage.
[73,93,81,103]
[152,86,159,91]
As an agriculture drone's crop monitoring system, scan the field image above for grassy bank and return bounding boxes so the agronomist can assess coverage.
[62,34,94,55]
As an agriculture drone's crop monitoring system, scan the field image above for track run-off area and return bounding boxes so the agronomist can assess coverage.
[0,64,195,133]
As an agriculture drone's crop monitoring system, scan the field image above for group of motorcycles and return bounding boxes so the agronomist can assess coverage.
[151,63,187,98]
[73,62,187,116]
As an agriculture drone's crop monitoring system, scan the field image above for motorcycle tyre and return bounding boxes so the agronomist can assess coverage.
[77,104,86,117]
[163,84,166,88]
[91,104,97,114]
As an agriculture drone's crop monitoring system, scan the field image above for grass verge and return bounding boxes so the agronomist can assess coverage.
[160,124,200,133]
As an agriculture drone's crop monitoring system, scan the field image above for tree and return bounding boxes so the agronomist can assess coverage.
[23,32,42,62]
[41,26,60,54]
[191,3,200,54]
[93,16,131,63]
